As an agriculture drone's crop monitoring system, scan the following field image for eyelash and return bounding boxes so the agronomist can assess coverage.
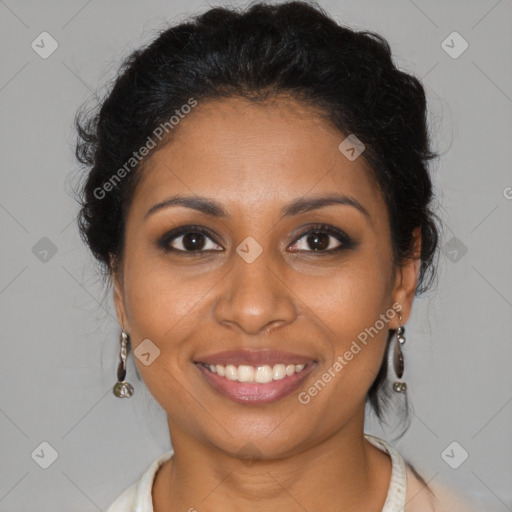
[157,223,355,255]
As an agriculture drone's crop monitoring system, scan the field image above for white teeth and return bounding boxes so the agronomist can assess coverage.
[204,362,307,383]
[272,364,286,380]
[255,365,273,383]
[225,365,238,381]
[285,364,295,376]
[238,365,255,382]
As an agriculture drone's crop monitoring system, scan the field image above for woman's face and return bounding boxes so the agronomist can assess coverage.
[112,96,419,458]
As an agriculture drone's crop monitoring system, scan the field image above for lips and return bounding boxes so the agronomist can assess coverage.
[194,349,315,366]
[195,360,316,404]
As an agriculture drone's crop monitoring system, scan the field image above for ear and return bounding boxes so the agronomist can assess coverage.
[110,254,128,331]
[390,226,422,329]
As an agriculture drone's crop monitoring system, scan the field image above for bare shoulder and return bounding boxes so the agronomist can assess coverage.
[404,465,479,512]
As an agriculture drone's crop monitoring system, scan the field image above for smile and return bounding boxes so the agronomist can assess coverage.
[195,360,316,404]
[201,362,306,383]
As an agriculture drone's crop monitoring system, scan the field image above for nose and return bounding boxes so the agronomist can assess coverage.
[214,249,297,336]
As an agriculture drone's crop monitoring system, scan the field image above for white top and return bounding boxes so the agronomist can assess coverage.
[107,434,477,512]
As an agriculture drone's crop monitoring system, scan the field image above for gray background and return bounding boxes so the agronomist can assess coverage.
[1,0,511,510]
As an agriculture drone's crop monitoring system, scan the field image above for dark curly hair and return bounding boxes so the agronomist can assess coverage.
[73,0,442,424]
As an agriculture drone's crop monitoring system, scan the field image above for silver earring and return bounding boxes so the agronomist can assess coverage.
[392,312,407,393]
[113,331,134,398]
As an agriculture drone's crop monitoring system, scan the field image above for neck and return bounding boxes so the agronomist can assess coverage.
[153,411,392,512]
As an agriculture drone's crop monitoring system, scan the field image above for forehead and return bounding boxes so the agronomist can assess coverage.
[130,96,386,225]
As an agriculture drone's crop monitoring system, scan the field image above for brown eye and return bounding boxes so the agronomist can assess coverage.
[181,232,207,251]
[305,232,332,251]
[158,226,223,253]
[288,224,354,253]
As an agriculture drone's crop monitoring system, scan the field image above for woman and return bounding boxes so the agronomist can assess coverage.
[74,2,477,510]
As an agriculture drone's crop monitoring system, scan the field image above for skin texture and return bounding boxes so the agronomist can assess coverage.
[112,95,421,512]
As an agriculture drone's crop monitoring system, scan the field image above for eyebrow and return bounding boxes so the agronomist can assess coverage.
[144,193,371,223]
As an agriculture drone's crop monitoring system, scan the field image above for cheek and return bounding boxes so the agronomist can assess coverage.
[123,277,203,417]
[295,283,392,423]
[120,257,204,402]
[123,253,204,338]
[293,256,392,389]
[297,252,392,334]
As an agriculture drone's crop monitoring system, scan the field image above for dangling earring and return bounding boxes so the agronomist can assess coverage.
[113,330,134,398]
[392,312,407,393]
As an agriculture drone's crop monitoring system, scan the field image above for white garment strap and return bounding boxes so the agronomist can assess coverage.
[364,434,407,512]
